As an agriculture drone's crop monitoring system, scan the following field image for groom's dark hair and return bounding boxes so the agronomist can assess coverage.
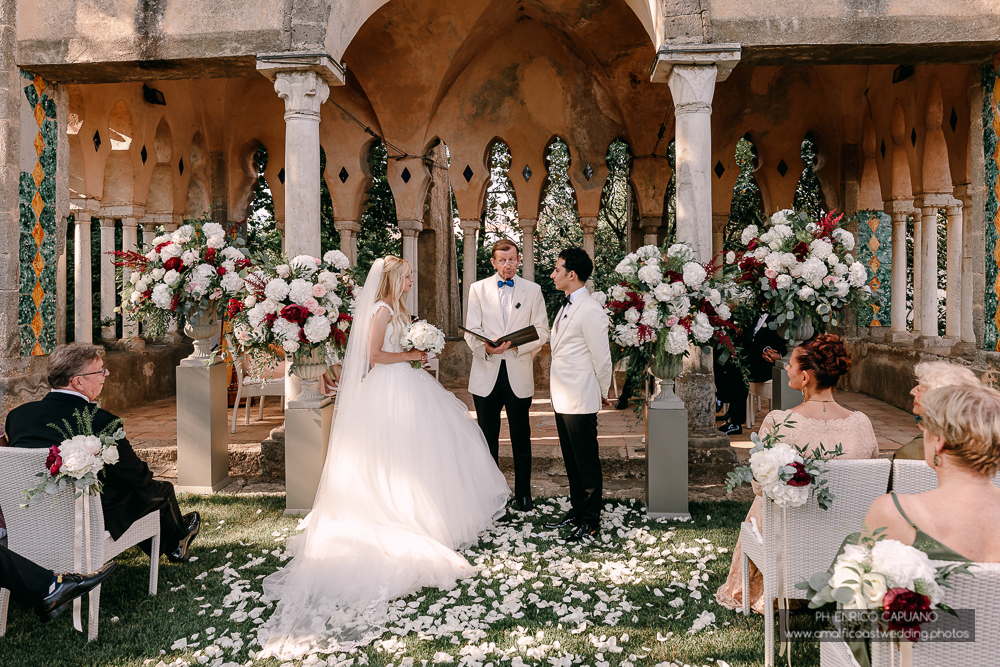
[558,247,593,283]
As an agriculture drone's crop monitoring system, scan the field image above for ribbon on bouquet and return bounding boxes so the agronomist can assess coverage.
[889,640,913,667]
[777,504,792,667]
[72,491,94,633]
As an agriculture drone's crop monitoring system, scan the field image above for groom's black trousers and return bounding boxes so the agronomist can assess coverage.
[0,544,54,608]
[472,360,533,499]
[554,412,602,528]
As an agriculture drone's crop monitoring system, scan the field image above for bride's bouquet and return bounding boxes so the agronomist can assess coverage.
[402,320,445,369]
[23,406,126,506]
[726,415,843,509]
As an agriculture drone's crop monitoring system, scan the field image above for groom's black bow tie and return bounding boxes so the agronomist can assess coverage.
[497,279,514,288]
[559,294,571,309]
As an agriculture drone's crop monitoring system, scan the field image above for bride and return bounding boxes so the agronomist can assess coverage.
[257,256,511,658]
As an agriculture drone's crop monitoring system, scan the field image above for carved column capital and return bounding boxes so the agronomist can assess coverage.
[397,219,423,238]
[518,218,537,233]
[274,70,330,120]
[334,219,361,233]
[459,218,481,234]
[667,65,718,115]
[579,216,599,233]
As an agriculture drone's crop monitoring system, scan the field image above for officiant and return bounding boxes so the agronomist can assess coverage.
[464,239,549,512]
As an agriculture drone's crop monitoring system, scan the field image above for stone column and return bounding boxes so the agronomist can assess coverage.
[580,216,598,260]
[99,217,116,339]
[121,218,139,340]
[639,217,659,246]
[712,213,728,260]
[74,214,93,344]
[885,200,914,342]
[957,189,976,347]
[273,70,330,258]
[518,218,536,281]
[335,219,360,265]
[460,219,479,322]
[398,220,422,314]
[141,222,156,251]
[945,202,963,340]
[918,203,937,337]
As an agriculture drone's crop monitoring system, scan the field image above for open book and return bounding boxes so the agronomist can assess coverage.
[459,325,540,349]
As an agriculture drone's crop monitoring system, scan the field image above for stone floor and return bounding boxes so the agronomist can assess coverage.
[120,382,921,503]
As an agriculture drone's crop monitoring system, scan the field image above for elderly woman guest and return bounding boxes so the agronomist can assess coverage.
[893,361,979,461]
[716,334,880,613]
[863,383,1000,562]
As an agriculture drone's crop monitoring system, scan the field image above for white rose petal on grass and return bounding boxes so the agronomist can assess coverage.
[687,610,716,635]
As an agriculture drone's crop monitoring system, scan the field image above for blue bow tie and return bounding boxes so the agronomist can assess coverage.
[498,279,514,288]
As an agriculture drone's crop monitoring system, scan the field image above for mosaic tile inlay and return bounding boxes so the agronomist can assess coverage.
[18,70,58,356]
[855,210,892,327]
[985,56,1000,351]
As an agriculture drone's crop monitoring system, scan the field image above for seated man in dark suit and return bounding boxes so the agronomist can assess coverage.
[718,314,787,435]
[5,343,201,562]
[0,544,116,621]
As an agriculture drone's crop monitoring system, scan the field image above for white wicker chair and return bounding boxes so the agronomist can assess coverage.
[227,335,285,433]
[870,563,1000,666]
[0,448,159,641]
[892,458,1000,495]
[741,458,892,666]
[819,631,860,667]
[746,380,772,428]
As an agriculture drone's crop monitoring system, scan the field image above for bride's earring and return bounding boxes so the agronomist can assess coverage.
[933,452,940,467]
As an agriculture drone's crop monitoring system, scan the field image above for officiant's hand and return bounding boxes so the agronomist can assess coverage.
[486,341,511,355]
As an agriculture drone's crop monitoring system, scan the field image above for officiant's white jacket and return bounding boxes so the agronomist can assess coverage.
[464,275,549,399]
[549,289,613,414]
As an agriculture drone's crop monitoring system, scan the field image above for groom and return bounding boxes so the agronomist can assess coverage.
[465,239,549,512]
[545,247,613,542]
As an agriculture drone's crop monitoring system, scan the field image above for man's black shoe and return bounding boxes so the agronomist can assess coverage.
[615,396,629,410]
[515,496,534,512]
[36,562,118,622]
[565,524,600,543]
[715,398,723,413]
[718,422,742,436]
[168,511,201,563]
[544,514,578,530]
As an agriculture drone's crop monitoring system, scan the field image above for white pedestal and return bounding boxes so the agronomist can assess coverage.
[645,401,691,519]
[284,397,335,515]
[771,359,802,411]
[175,361,231,493]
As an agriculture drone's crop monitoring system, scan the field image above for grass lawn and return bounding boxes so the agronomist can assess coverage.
[1,495,822,667]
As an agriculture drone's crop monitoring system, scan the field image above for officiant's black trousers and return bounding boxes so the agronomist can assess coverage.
[554,412,602,528]
[0,544,53,608]
[472,360,533,498]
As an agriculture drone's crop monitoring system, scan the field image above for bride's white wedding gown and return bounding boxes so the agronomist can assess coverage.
[257,300,510,659]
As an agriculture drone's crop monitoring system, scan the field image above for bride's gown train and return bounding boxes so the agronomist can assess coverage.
[257,286,510,659]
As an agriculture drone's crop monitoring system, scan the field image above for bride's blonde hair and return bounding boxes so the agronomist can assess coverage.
[375,256,412,342]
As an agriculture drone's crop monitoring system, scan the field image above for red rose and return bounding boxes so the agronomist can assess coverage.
[793,241,810,260]
[227,298,243,317]
[882,588,933,642]
[163,257,182,272]
[169,292,180,313]
[236,258,251,269]
[217,266,227,276]
[786,461,812,487]
[747,239,759,251]
[45,445,62,475]
[204,248,217,264]
[154,242,170,253]
[264,312,278,326]
[281,304,309,325]
[142,289,152,299]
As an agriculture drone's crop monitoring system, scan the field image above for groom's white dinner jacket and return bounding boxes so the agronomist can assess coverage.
[464,274,549,399]
[549,287,613,415]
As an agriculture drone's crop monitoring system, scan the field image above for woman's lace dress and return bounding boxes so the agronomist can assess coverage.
[257,300,510,658]
[715,409,879,613]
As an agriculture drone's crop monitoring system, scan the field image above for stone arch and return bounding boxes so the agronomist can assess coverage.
[922,79,952,194]
[723,134,765,251]
[184,131,211,218]
[481,138,517,234]
[793,132,827,217]
[890,101,914,200]
[858,121,883,210]
[107,100,133,151]
[231,138,265,221]
[69,134,87,202]
[153,117,172,164]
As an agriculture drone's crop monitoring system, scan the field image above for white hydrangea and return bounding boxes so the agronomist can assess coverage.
[771,210,794,226]
[202,222,225,238]
[151,283,172,309]
[741,225,759,245]
[247,304,267,329]
[290,255,320,277]
[682,262,707,288]
[288,279,315,305]
[636,245,660,261]
[614,324,640,348]
[172,225,194,243]
[151,268,165,280]
[206,235,225,249]
[764,252,785,273]
[303,315,332,343]
[781,252,799,269]
[834,262,849,277]
[665,326,689,355]
[707,289,722,308]
[221,272,244,293]
[325,292,343,311]
[160,243,182,260]
[800,257,829,285]
[152,234,171,246]
[832,227,856,251]
[769,481,810,508]
[716,303,731,320]
[670,282,687,298]
[771,224,793,240]
[219,246,242,262]
[639,306,660,329]
[810,239,834,260]
[609,285,628,301]
[753,246,769,260]
[615,255,638,276]
[195,263,215,278]
[797,286,816,300]
[145,250,158,261]
[848,261,868,288]
[834,280,850,297]
[317,270,339,291]
[271,317,300,341]
[264,279,290,301]
[870,540,944,604]
[625,308,641,324]
[163,269,181,286]
[323,249,351,271]
[666,244,694,263]
[776,274,793,290]
[691,312,714,343]
[652,283,672,302]
[260,298,281,314]
[637,264,662,287]
[275,264,291,279]
[58,435,105,479]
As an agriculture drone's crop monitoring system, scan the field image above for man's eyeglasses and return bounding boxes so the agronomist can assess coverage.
[494,259,519,266]
[76,367,109,378]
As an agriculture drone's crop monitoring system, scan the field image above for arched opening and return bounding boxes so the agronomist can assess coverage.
[594,138,633,290]
[108,100,132,151]
[475,139,519,280]
[724,135,764,252]
[356,140,399,275]
[662,138,677,246]
[245,145,281,255]
[536,137,580,315]
[794,133,825,218]
[320,146,340,254]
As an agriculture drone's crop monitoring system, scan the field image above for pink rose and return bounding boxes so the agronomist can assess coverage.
[312,283,327,298]
[303,298,323,315]
[210,289,223,300]
[824,275,836,285]
[665,315,679,327]
[764,268,778,279]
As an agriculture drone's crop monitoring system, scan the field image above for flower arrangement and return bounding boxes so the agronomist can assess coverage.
[726,415,843,509]
[114,218,251,337]
[797,535,968,643]
[402,320,446,369]
[735,209,871,342]
[594,243,739,400]
[228,249,355,375]
[23,406,126,506]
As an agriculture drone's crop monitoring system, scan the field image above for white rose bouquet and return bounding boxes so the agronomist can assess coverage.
[23,406,126,505]
[735,209,871,344]
[228,249,356,377]
[114,216,251,337]
[604,242,740,406]
[726,414,843,509]
[402,320,446,369]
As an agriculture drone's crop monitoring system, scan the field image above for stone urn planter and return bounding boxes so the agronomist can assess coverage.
[771,319,815,409]
[290,348,328,404]
[648,350,685,409]
[780,319,815,350]
[180,304,220,367]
